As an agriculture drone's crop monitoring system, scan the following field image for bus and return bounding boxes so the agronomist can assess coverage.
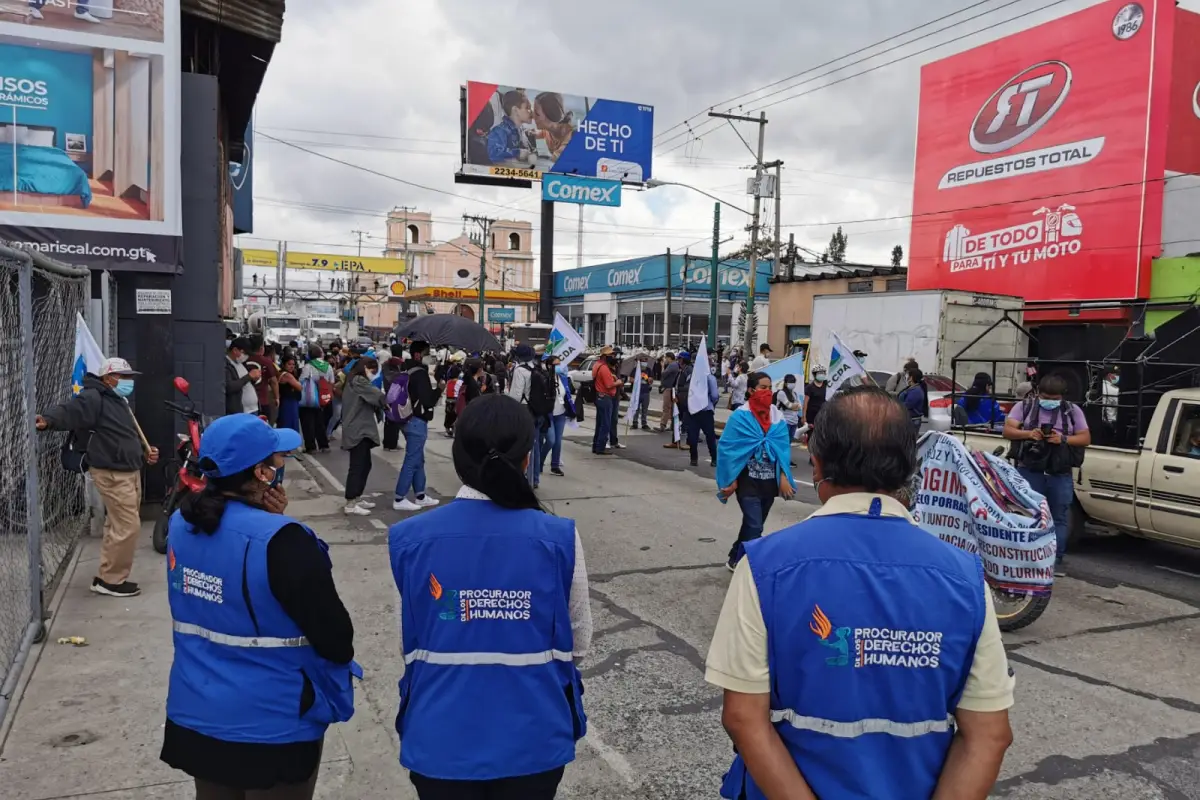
[508,322,552,350]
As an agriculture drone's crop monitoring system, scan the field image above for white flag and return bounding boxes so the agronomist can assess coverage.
[546,312,585,365]
[825,331,870,400]
[71,313,105,395]
[688,336,712,415]
[623,364,643,425]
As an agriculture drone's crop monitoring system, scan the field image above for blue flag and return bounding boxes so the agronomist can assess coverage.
[72,313,105,395]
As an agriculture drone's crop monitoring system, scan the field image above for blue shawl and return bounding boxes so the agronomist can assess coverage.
[716,407,797,492]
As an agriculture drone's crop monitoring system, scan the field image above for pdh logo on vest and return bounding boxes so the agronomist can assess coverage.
[170,547,224,604]
[810,605,943,669]
[939,61,1105,190]
[430,572,532,622]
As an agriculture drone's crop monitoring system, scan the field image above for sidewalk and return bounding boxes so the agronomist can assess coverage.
[0,460,395,800]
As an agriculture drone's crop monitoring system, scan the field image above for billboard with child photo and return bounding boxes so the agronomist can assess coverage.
[461,81,653,184]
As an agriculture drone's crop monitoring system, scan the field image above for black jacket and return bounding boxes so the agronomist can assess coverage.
[403,359,438,422]
[224,357,255,415]
[41,375,144,472]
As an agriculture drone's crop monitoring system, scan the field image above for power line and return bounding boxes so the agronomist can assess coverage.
[658,0,1071,158]
[652,0,1002,145]
[257,126,457,145]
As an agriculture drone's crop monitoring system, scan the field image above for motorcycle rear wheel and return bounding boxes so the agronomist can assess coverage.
[992,587,1051,632]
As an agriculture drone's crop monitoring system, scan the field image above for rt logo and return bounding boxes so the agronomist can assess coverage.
[1112,3,1144,40]
[969,61,1073,154]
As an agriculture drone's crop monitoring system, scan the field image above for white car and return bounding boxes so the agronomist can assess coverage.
[568,356,599,393]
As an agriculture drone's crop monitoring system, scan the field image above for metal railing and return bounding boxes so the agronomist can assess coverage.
[0,244,92,727]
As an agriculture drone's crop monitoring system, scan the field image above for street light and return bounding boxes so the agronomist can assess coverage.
[644,180,752,348]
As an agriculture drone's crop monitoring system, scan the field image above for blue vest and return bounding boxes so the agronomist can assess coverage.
[722,508,986,800]
[165,502,356,744]
[389,498,585,780]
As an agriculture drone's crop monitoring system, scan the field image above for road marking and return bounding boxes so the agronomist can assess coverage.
[300,454,345,493]
[584,723,635,786]
[1155,565,1200,579]
[369,518,387,531]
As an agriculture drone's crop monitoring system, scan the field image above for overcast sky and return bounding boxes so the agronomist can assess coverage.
[238,0,1192,286]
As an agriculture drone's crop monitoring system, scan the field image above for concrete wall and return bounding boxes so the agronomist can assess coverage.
[767,275,907,354]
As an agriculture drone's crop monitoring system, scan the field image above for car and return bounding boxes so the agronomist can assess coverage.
[867,370,969,432]
[569,356,599,396]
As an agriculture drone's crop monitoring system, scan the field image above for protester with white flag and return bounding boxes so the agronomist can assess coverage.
[71,313,105,395]
[546,312,586,366]
[685,337,720,467]
[825,331,873,399]
[622,363,643,427]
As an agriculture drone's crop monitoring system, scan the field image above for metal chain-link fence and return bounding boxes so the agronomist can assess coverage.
[0,244,91,724]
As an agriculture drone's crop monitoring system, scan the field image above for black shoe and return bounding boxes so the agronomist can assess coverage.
[690,458,699,467]
[551,467,565,477]
[710,457,717,467]
[641,424,651,431]
[91,577,140,597]
[532,482,539,490]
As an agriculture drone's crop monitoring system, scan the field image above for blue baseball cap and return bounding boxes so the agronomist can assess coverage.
[678,351,691,361]
[198,414,302,478]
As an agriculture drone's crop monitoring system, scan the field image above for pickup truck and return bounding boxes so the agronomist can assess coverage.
[955,388,1200,550]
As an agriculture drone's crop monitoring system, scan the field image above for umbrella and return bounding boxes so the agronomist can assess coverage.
[618,354,650,378]
[393,314,502,352]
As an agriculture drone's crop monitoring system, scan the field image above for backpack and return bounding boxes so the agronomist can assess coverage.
[385,367,422,423]
[300,367,333,409]
[523,366,556,418]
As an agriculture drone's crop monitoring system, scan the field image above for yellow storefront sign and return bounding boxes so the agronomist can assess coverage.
[407,287,539,303]
[239,248,405,274]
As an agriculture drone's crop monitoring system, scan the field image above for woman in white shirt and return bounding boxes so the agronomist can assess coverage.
[729,362,749,411]
[775,374,802,466]
[541,354,576,478]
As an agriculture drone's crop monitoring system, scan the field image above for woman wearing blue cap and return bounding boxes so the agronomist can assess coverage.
[161,414,357,800]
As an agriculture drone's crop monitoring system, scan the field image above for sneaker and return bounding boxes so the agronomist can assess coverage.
[710,457,717,467]
[726,558,738,573]
[414,495,440,508]
[75,9,101,22]
[393,498,421,512]
[551,467,564,477]
[356,499,377,509]
[641,425,651,431]
[663,442,679,449]
[690,457,699,467]
[91,577,140,597]
[443,430,454,438]
[29,8,44,19]
[613,443,627,449]
[344,503,370,516]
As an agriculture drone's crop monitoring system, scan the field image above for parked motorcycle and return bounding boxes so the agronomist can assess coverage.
[152,377,205,555]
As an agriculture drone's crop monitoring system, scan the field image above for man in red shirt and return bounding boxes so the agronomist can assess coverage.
[591,346,620,454]
[247,336,280,426]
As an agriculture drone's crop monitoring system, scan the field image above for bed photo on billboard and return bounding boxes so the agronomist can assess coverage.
[0,121,92,207]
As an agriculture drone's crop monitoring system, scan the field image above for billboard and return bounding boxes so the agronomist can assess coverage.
[462,81,653,183]
[1165,8,1200,175]
[552,254,771,298]
[542,173,622,206]
[240,248,406,274]
[908,0,1175,303]
[0,1,182,271]
[231,117,254,235]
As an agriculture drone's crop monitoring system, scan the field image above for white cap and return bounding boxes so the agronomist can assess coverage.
[98,357,140,377]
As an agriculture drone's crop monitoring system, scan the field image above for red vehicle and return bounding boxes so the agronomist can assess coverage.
[153,377,205,555]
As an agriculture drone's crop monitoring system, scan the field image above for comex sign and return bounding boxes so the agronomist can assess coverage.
[542,174,622,207]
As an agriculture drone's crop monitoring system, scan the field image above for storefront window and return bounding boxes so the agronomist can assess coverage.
[588,315,607,346]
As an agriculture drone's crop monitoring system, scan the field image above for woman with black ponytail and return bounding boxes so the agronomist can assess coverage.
[389,393,593,799]
[160,414,357,800]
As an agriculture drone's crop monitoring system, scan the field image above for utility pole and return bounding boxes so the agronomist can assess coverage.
[773,162,783,273]
[708,202,720,345]
[577,205,584,269]
[463,214,496,322]
[664,249,673,349]
[708,110,768,354]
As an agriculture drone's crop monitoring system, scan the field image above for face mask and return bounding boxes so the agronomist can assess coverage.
[784,380,796,387]
[814,373,826,382]
[422,355,437,366]
[366,370,378,382]
[114,379,134,397]
[1039,399,1061,410]
[556,363,567,374]
[237,354,248,364]
[1107,377,1119,386]
[263,465,283,489]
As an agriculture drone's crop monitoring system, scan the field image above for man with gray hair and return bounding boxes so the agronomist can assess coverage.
[706,386,1013,799]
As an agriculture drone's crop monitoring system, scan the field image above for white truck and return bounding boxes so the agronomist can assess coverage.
[809,290,1027,428]
[263,312,306,345]
[310,317,342,346]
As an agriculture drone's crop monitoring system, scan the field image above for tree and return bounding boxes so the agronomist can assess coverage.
[727,236,782,261]
[891,245,904,267]
[824,226,848,263]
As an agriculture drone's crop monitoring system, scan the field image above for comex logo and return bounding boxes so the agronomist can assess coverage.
[562,274,591,293]
[969,61,1073,154]
[545,177,619,205]
[1112,3,1144,40]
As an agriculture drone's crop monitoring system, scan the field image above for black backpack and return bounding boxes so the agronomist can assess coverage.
[60,389,104,473]
[524,366,556,417]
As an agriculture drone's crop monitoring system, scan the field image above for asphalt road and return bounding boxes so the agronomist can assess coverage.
[278,410,1200,799]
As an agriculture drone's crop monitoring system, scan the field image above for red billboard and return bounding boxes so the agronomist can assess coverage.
[908,0,1176,303]
[1165,9,1200,175]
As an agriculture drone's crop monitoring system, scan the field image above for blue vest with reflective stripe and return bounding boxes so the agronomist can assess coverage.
[721,509,985,800]
[166,502,355,744]
[389,498,585,780]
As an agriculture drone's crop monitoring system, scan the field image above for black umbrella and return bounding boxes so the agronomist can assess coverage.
[393,314,502,352]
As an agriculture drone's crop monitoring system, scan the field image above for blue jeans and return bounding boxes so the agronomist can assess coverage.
[541,414,567,471]
[593,396,613,453]
[609,396,621,446]
[395,418,428,500]
[1018,468,1074,560]
[529,416,546,485]
[731,494,775,562]
[327,396,343,437]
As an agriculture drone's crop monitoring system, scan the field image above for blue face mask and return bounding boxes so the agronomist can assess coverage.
[1038,398,1061,411]
[266,466,283,489]
[556,363,567,374]
[114,379,134,397]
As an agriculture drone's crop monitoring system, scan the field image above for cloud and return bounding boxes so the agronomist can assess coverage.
[243,0,1147,282]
